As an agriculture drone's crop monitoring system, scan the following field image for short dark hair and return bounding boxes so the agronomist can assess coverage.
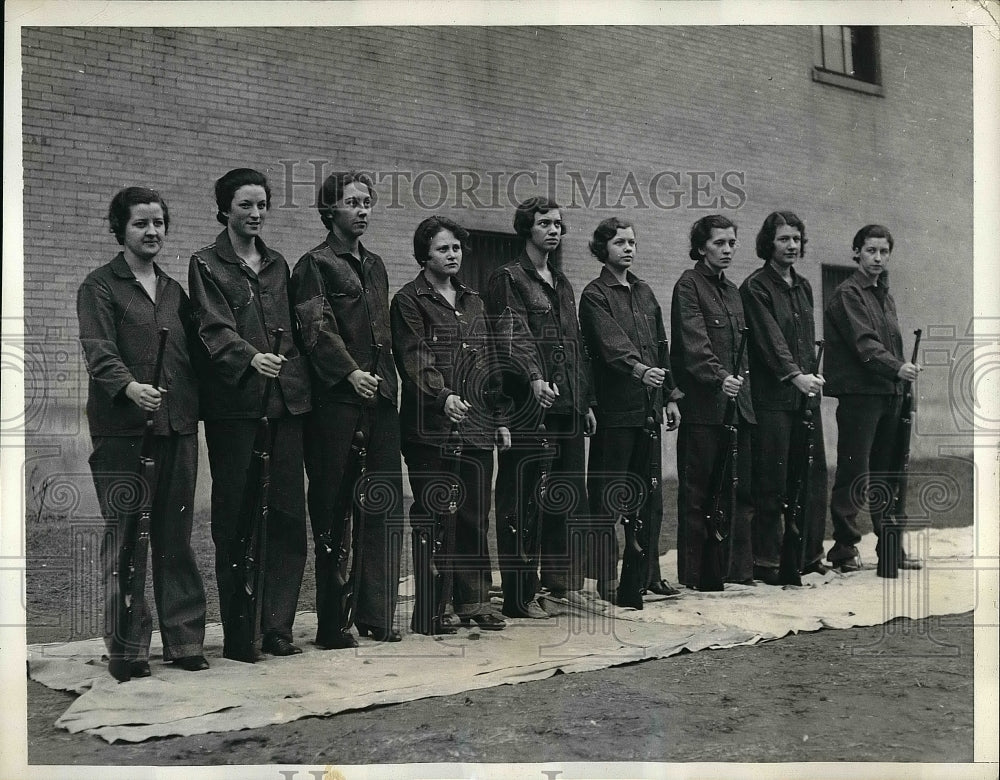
[589,217,634,262]
[317,171,375,230]
[755,210,807,260]
[512,196,566,238]
[107,187,170,245]
[214,168,271,226]
[852,224,895,255]
[412,215,470,267]
[689,214,737,262]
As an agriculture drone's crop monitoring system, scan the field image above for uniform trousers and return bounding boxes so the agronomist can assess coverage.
[495,412,587,608]
[90,433,206,661]
[587,424,666,599]
[750,408,828,570]
[676,420,754,587]
[304,398,403,631]
[402,441,494,616]
[829,394,903,559]
[205,417,307,644]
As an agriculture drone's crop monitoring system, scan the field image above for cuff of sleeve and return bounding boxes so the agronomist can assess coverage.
[529,370,542,382]
[668,388,684,402]
[437,387,456,410]
[781,370,803,384]
[632,362,651,382]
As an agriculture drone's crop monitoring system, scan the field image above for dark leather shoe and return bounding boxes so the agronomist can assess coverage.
[616,589,644,610]
[754,566,783,586]
[356,622,402,642]
[899,553,923,570]
[833,556,863,573]
[130,661,151,678]
[802,559,829,575]
[262,636,303,656]
[411,617,459,636]
[460,612,506,631]
[316,631,359,650]
[644,579,682,597]
[172,655,210,672]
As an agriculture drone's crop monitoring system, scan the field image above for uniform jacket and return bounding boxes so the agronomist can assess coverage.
[77,253,199,436]
[740,262,821,412]
[579,266,680,428]
[390,271,507,449]
[670,261,755,425]
[484,251,594,421]
[188,229,311,420]
[289,231,397,407]
[823,268,905,397]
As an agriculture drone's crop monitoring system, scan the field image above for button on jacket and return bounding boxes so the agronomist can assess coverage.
[391,271,505,450]
[670,261,754,425]
[579,266,679,428]
[78,253,199,436]
[485,251,593,420]
[740,263,820,411]
[823,268,905,397]
[188,229,311,420]
[289,231,398,407]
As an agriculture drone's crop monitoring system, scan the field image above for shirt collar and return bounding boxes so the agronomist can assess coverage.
[212,228,280,267]
[518,249,562,287]
[851,266,889,290]
[694,259,727,284]
[110,252,164,280]
[325,230,371,262]
[762,261,802,288]
[598,265,641,288]
[414,269,471,300]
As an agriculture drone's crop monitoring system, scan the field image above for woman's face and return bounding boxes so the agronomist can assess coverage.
[424,228,463,280]
[122,202,166,263]
[225,184,268,240]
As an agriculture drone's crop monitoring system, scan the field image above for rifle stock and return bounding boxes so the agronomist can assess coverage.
[109,327,168,682]
[700,328,749,592]
[223,328,283,662]
[778,340,825,585]
[878,329,922,578]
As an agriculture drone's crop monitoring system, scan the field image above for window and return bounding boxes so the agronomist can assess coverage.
[459,230,522,294]
[813,26,883,96]
[821,264,857,315]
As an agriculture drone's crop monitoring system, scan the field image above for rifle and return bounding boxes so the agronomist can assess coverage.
[224,328,283,662]
[108,327,169,682]
[314,344,380,644]
[622,340,669,600]
[700,328,749,592]
[778,340,825,586]
[878,328,922,579]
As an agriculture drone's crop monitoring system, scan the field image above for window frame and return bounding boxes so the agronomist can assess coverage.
[812,25,885,97]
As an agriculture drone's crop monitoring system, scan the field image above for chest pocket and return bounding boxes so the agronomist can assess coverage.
[327,262,363,299]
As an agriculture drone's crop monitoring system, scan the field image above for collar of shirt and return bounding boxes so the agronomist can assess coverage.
[850,266,890,290]
[517,250,562,290]
[413,270,472,308]
[109,252,166,282]
[212,228,280,271]
[693,259,728,286]
[762,261,803,289]
[325,230,372,263]
[597,265,641,289]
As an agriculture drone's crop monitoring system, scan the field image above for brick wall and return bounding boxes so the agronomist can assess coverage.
[20,26,974,459]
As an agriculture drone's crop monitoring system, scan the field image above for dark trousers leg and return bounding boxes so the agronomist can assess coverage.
[495,439,541,610]
[206,418,307,645]
[676,422,753,587]
[91,434,206,662]
[539,413,587,594]
[751,410,793,570]
[304,400,403,633]
[829,395,901,557]
[451,449,494,614]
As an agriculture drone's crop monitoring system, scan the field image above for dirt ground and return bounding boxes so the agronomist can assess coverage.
[25,613,974,766]
[22,461,982,768]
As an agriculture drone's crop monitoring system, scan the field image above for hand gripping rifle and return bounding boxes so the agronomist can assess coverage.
[878,328,922,579]
[225,328,283,663]
[700,328,749,592]
[108,327,168,682]
[314,344,379,644]
[778,340,825,586]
